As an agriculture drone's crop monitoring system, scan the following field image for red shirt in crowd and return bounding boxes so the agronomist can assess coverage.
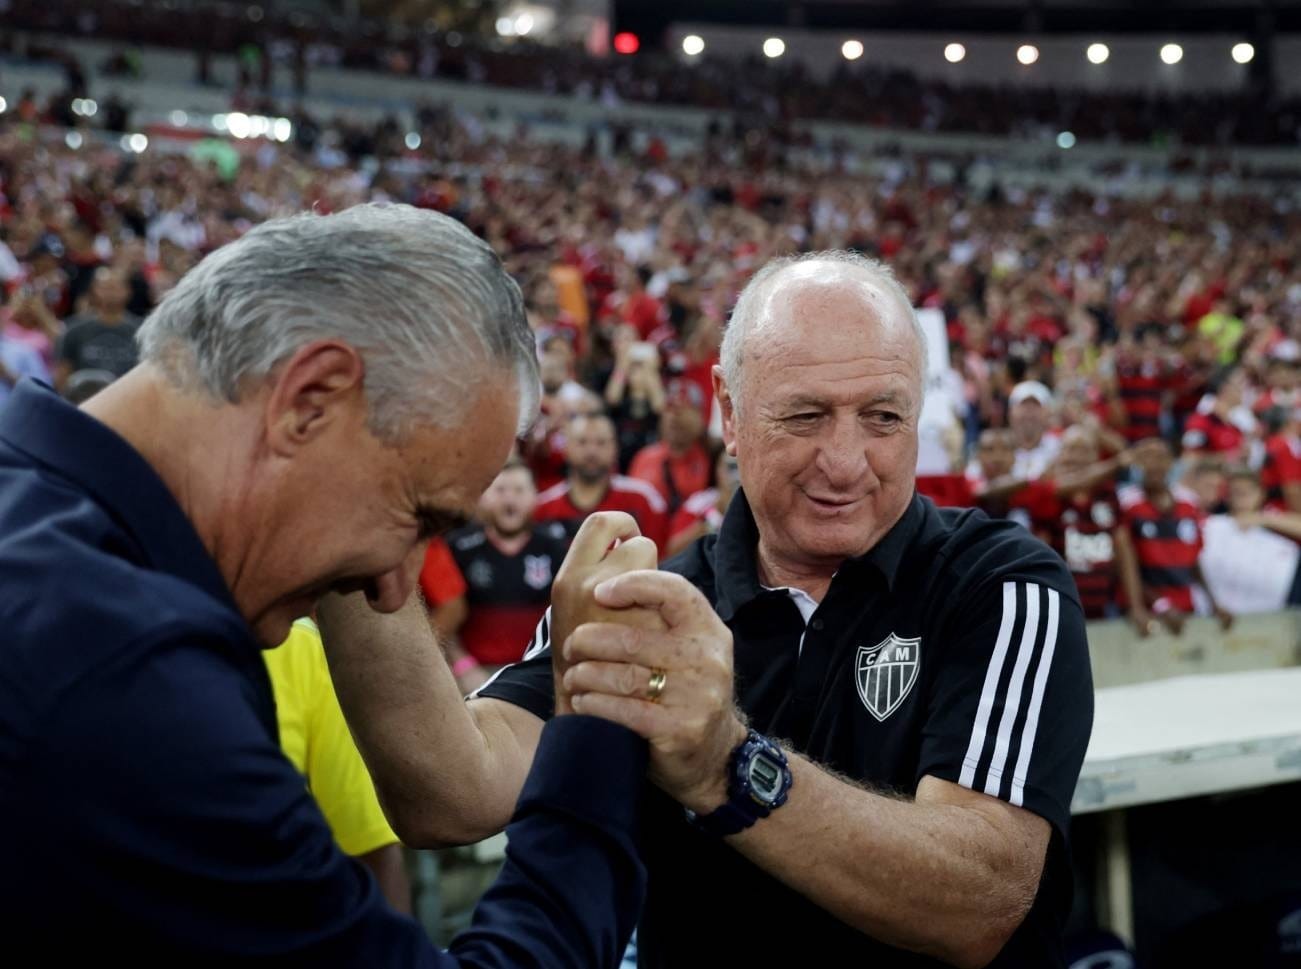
[915,475,976,508]
[418,537,468,608]
[1261,432,1301,511]
[1181,410,1245,460]
[621,292,666,340]
[628,440,711,515]
[1047,486,1125,620]
[1124,495,1204,615]
[668,487,725,548]
[535,475,669,553]
[1115,357,1176,444]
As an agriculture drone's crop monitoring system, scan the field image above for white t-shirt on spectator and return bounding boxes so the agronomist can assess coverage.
[1014,433,1061,480]
[1199,515,1300,615]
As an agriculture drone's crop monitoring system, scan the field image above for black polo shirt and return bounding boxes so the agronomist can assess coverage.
[478,489,1094,968]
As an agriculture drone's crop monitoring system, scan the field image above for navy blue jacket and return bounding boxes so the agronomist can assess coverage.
[0,380,646,965]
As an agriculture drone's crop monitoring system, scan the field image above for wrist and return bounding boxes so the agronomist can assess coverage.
[682,717,750,815]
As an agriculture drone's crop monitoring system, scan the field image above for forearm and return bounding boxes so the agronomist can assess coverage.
[1260,511,1301,541]
[316,592,530,847]
[359,844,412,914]
[728,757,1042,968]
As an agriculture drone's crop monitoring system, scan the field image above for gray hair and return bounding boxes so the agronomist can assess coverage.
[721,250,926,407]
[137,202,540,440]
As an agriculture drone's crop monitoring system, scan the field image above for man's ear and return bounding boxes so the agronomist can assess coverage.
[712,364,739,457]
[264,341,366,457]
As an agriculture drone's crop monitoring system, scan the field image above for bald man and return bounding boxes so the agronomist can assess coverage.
[321,252,1094,968]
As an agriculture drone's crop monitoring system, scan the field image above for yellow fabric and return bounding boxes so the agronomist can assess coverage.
[265,618,398,857]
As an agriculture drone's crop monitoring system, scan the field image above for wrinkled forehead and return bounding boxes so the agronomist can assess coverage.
[746,266,922,376]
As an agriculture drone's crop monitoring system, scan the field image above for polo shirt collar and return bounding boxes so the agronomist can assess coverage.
[0,380,237,612]
[712,488,927,622]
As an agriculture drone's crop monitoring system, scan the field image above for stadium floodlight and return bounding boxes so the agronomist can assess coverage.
[405,131,422,150]
[495,16,516,37]
[1231,42,1254,64]
[65,130,82,150]
[842,40,864,61]
[1056,131,1077,149]
[944,43,966,64]
[169,110,188,127]
[613,32,640,55]
[682,35,705,57]
[1160,43,1183,64]
[1086,43,1110,65]
[0,96,7,114]
[226,112,252,139]
[763,37,785,59]
[272,118,293,142]
[514,13,534,36]
[128,133,148,153]
[1017,44,1039,66]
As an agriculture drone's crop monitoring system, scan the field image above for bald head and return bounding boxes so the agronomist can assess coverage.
[722,252,925,411]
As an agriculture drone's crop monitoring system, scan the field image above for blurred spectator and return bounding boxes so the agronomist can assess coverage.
[3,285,63,370]
[55,267,141,388]
[1121,439,1233,635]
[1181,370,1256,462]
[1171,456,1227,515]
[1007,381,1060,479]
[447,463,568,678]
[1043,426,1140,623]
[604,330,665,470]
[1199,469,1301,615]
[0,328,51,407]
[1260,408,1301,513]
[666,447,738,558]
[628,379,710,515]
[266,619,410,912]
[536,413,668,552]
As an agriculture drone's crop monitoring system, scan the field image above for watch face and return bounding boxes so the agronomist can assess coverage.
[747,751,784,805]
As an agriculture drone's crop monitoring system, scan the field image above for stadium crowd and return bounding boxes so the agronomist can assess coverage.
[1,90,1299,686]
[4,0,1301,147]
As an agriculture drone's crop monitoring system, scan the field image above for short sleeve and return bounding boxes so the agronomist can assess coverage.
[420,537,467,606]
[474,607,557,722]
[918,576,1093,838]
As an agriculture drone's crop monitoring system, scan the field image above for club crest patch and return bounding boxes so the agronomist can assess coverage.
[855,633,921,722]
[523,555,553,590]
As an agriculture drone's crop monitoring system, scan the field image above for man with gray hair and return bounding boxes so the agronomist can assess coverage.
[322,250,1094,967]
[0,203,654,964]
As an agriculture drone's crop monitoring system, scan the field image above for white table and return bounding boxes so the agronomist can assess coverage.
[1072,667,1301,942]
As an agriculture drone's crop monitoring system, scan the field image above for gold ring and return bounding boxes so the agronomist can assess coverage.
[646,668,667,703]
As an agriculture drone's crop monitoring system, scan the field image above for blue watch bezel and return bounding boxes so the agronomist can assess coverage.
[687,730,792,838]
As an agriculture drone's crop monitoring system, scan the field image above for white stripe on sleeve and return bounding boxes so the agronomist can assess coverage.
[958,581,1018,790]
[1009,588,1061,808]
[983,583,1041,799]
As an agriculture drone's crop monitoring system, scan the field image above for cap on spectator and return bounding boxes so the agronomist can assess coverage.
[1270,339,1300,363]
[1009,381,1054,408]
[28,234,66,260]
[665,378,704,411]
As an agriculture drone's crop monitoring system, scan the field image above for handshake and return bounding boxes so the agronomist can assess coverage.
[548,512,748,816]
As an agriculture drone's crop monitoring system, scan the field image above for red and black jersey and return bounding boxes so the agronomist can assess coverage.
[1181,410,1245,459]
[1050,486,1123,620]
[1124,495,1204,614]
[1261,432,1301,511]
[535,474,669,552]
[1116,358,1174,444]
[448,524,570,667]
[979,479,1059,548]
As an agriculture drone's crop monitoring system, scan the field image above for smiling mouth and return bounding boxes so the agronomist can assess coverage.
[804,493,863,511]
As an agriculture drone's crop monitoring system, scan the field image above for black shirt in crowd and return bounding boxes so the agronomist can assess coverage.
[56,313,142,377]
[479,490,1094,968]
